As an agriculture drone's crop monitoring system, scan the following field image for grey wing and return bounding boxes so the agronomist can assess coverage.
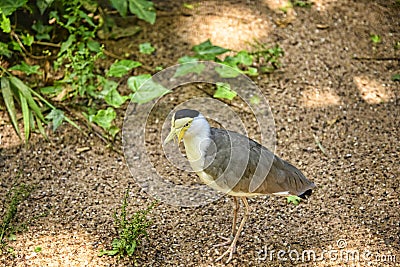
[203,128,315,196]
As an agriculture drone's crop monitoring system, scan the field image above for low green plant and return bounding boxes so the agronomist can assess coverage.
[110,0,156,24]
[370,34,382,44]
[292,0,313,8]
[99,190,156,259]
[286,195,302,205]
[0,183,32,254]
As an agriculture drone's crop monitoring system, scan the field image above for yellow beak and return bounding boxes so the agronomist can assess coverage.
[163,127,186,145]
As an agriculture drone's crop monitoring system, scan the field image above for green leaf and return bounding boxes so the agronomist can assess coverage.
[87,39,101,52]
[34,246,42,253]
[19,90,30,143]
[370,34,381,44]
[287,195,301,205]
[173,62,205,78]
[98,249,119,257]
[36,0,54,15]
[0,13,11,33]
[183,3,194,9]
[107,60,142,78]
[213,82,236,100]
[21,33,34,46]
[0,0,28,16]
[1,77,21,138]
[9,76,45,121]
[215,65,240,78]
[59,34,76,55]
[92,107,116,130]
[32,20,53,41]
[0,41,12,57]
[35,115,48,140]
[103,81,129,108]
[391,73,400,81]
[9,62,42,76]
[127,74,151,92]
[234,51,253,66]
[244,67,258,76]
[139,42,155,54]
[110,0,128,17]
[40,85,63,95]
[192,40,230,60]
[108,125,120,138]
[128,75,170,104]
[178,56,198,63]
[128,0,156,24]
[45,109,65,132]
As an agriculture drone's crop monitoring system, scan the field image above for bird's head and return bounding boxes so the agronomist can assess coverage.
[164,109,209,145]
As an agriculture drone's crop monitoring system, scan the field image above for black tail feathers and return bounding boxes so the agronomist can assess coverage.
[298,189,313,199]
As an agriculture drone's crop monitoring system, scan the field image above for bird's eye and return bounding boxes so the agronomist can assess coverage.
[184,123,189,127]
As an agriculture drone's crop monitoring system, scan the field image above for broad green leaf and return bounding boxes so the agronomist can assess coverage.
[87,39,101,52]
[213,82,236,100]
[21,33,34,46]
[108,125,120,138]
[92,107,116,130]
[128,0,156,24]
[129,76,170,104]
[59,34,76,55]
[0,0,28,16]
[215,65,240,78]
[0,13,11,33]
[9,76,45,121]
[0,41,12,57]
[287,195,301,205]
[9,62,42,76]
[36,0,54,15]
[1,77,21,138]
[107,59,142,78]
[139,42,155,54]
[178,56,198,63]
[103,81,128,108]
[173,62,205,78]
[110,0,128,17]
[234,51,253,66]
[192,40,230,60]
[32,20,53,41]
[45,109,64,131]
[127,74,151,92]
[19,90,30,143]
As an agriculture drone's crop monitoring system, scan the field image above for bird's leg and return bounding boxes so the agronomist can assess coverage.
[215,197,250,263]
[214,196,239,247]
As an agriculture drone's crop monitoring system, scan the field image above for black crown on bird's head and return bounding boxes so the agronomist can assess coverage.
[174,109,200,120]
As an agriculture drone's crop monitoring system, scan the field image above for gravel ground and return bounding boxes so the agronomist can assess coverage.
[1,0,399,266]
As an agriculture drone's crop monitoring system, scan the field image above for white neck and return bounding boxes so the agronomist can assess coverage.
[182,115,211,172]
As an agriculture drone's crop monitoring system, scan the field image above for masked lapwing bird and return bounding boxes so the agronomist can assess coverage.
[164,109,315,263]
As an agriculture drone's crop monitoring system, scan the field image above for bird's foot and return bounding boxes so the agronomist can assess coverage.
[213,235,234,248]
[215,243,236,264]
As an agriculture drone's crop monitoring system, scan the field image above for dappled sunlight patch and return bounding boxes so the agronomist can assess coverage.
[353,76,393,104]
[301,87,341,108]
[312,0,339,11]
[10,230,112,266]
[177,4,271,51]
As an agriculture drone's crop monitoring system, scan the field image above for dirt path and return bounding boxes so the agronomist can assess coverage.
[1,1,399,266]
